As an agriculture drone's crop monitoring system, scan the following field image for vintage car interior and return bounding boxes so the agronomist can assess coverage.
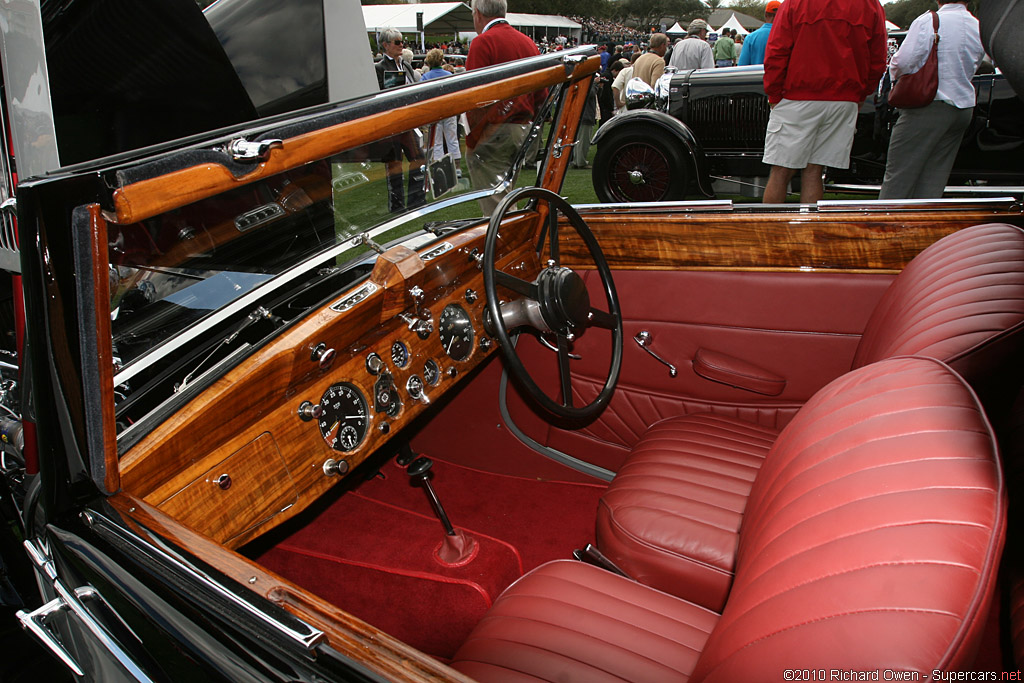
[10,27,1024,682]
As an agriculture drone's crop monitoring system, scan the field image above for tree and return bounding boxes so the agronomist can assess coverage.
[884,0,981,29]
[725,1,769,22]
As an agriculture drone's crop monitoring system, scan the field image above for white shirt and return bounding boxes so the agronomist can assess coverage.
[669,36,714,72]
[889,3,984,109]
[612,65,634,114]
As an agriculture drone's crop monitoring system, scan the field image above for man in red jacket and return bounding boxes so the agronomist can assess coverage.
[761,0,887,204]
[466,0,542,214]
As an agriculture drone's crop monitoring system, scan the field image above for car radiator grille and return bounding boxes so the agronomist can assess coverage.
[687,93,770,151]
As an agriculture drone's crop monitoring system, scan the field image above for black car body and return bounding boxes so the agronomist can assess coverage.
[2,1,1024,681]
[591,63,1024,203]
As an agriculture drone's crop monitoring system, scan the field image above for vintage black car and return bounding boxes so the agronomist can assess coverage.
[3,0,1024,681]
[591,62,1024,203]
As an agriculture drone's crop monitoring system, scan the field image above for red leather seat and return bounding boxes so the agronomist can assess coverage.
[452,357,1005,681]
[597,223,1024,607]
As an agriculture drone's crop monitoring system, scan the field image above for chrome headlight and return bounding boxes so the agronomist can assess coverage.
[624,77,656,109]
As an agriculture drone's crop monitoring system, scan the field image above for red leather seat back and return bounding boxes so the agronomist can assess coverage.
[853,223,1024,385]
[692,357,1006,679]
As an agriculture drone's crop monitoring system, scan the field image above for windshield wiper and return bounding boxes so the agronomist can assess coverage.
[174,306,279,393]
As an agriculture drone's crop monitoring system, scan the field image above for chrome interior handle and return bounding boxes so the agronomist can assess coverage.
[633,330,678,378]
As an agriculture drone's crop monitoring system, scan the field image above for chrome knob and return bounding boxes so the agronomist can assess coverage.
[323,459,350,477]
[297,401,322,421]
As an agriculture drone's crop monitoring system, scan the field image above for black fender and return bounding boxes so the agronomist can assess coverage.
[593,109,715,198]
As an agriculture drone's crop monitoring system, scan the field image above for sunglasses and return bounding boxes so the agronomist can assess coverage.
[392,40,404,45]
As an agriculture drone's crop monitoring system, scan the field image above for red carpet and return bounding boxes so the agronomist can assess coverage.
[255,456,606,658]
[358,455,607,574]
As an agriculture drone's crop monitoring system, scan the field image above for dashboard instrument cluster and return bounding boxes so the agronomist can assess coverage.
[124,219,539,548]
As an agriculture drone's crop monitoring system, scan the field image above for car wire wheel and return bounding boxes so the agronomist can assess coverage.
[593,131,688,203]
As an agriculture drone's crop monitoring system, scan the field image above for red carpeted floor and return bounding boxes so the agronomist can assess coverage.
[255,456,606,659]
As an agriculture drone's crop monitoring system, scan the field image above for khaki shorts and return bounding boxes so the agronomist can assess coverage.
[762,99,859,169]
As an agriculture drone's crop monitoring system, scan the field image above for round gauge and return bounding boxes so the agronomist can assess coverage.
[317,383,369,452]
[391,341,409,368]
[439,304,475,362]
[423,359,440,386]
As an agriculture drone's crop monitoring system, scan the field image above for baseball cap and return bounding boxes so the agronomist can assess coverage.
[766,0,782,14]
[687,18,709,34]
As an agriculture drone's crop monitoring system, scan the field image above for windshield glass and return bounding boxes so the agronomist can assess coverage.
[108,80,557,386]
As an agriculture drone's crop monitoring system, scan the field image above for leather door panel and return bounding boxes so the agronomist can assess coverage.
[503,268,895,473]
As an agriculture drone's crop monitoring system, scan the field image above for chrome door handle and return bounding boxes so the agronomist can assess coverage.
[633,330,677,377]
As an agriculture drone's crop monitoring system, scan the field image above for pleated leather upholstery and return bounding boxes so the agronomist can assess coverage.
[451,560,719,682]
[852,223,1024,369]
[597,224,1024,608]
[451,358,1005,682]
[693,357,1005,679]
[595,414,776,611]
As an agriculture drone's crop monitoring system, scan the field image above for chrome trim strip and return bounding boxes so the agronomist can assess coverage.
[575,199,733,213]
[825,183,1024,197]
[90,511,326,650]
[817,197,1020,212]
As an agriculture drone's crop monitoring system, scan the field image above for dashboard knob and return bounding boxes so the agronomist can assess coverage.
[465,288,478,303]
[297,401,323,421]
[310,342,336,370]
[323,459,350,477]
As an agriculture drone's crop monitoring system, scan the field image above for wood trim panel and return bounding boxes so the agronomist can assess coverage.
[118,216,539,546]
[107,494,474,683]
[561,209,1024,272]
[83,204,120,493]
[112,57,601,225]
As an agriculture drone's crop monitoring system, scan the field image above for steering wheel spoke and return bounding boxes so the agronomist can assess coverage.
[483,187,623,422]
[494,270,539,300]
[556,333,574,408]
[588,307,617,330]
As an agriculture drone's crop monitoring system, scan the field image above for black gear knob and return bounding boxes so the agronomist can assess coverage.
[407,456,433,478]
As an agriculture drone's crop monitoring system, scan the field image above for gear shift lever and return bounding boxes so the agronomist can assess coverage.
[407,457,455,536]
[406,456,478,566]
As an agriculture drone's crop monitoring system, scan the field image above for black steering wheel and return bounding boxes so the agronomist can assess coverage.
[483,187,623,422]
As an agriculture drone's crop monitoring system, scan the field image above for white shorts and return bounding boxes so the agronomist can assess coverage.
[762,99,859,169]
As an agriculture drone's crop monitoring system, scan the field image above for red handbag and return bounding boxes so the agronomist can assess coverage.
[888,11,940,109]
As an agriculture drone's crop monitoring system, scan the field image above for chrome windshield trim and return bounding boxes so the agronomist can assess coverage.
[575,200,734,213]
[111,198,488,389]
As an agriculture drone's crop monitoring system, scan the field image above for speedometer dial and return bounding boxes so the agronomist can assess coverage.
[439,303,474,361]
[317,383,369,452]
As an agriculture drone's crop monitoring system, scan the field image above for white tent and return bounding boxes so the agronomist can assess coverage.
[716,13,750,36]
[506,13,582,42]
[363,3,474,40]
[666,21,687,36]
[886,20,901,32]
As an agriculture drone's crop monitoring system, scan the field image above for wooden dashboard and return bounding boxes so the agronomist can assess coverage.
[118,214,540,548]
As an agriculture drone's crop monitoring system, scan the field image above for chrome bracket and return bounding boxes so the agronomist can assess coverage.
[552,137,578,159]
[634,330,677,377]
[351,232,385,254]
[17,539,155,681]
[228,138,283,163]
[561,54,586,75]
